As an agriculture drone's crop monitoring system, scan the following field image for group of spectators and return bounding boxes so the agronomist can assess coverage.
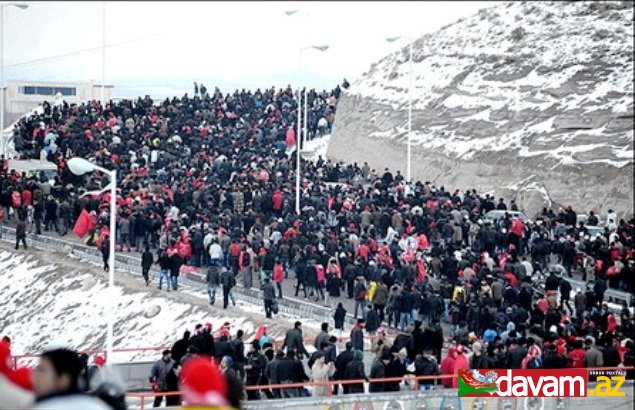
[0,81,634,405]
[1,335,242,410]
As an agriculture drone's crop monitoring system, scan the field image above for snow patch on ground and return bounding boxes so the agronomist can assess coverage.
[0,250,321,364]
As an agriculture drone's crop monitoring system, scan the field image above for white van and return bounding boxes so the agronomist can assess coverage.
[8,159,58,185]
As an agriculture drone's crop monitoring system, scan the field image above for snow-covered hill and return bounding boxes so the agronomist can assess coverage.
[328,1,634,218]
[0,247,318,364]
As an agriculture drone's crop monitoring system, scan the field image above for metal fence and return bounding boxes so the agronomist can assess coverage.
[0,226,353,327]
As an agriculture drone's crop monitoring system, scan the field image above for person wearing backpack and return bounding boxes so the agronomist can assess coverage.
[353,278,367,319]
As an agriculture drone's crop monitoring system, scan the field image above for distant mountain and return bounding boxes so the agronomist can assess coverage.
[328,0,634,218]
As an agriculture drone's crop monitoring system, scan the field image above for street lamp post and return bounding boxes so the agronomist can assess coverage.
[286,9,328,215]
[67,157,117,363]
[386,36,413,183]
[295,45,328,215]
[101,1,106,104]
[0,3,29,158]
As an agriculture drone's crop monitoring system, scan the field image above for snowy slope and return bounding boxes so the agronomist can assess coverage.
[0,249,319,364]
[328,1,634,218]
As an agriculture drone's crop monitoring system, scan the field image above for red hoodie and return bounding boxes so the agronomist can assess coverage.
[452,351,469,388]
[440,348,456,388]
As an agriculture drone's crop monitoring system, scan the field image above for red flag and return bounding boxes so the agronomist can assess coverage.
[72,209,93,239]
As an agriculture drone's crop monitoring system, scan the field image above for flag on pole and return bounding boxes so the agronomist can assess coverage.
[72,209,96,239]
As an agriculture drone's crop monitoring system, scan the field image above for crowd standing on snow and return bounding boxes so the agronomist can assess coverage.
[0,82,634,406]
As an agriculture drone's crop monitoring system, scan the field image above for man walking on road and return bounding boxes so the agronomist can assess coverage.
[221,266,236,309]
[261,277,276,318]
[207,263,221,305]
[141,247,154,286]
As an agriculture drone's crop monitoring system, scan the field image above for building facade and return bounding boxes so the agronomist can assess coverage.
[2,80,114,126]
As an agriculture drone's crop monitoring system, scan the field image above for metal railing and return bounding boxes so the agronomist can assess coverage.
[125,368,634,410]
[0,225,357,327]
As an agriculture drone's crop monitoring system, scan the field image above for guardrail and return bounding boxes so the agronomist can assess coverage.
[127,374,454,410]
[11,332,406,369]
[0,225,359,328]
[125,368,634,410]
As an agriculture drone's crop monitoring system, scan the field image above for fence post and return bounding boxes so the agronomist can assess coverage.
[140,395,145,410]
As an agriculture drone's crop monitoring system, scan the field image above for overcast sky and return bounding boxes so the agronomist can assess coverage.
[3,1,496,98]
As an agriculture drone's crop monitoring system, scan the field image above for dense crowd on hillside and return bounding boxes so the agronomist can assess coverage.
[0,82,634,408]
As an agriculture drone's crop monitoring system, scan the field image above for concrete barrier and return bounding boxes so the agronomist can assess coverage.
[125,382,634,410]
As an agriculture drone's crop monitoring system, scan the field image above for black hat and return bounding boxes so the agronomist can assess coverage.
[162,349,171,356]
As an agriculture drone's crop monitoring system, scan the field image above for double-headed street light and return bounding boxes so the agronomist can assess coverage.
[0,3,29,158]
[285,9,330,215]
[295,44,328,215]
[386,35,413,183]
[67,157,117,364]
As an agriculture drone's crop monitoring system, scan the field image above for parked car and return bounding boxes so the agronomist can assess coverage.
[483,210,530,224]
[553,224,605,239]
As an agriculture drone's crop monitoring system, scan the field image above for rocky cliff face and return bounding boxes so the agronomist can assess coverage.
[328,0,634,219]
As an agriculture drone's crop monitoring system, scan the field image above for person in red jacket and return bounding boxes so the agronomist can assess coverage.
[452,345,469,388]
[355,242,370,262]
[568,339,586,368]
[440,347,456,388]
[273,260,285,299]
[271,189,284,216]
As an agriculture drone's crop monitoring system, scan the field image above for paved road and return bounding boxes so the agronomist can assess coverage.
[0,220,372,327]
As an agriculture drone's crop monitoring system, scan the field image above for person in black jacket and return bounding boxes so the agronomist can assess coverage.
[559,278,572,314]
[141,247,154,286]
[470,342,488,370]
[245,341,268,400]
[231,330,246,381]
[369,350,390,392]
[413,347,439,390]
[158,250,172,291]
[542,343,569,369]
[169,251,183,291]
[170,330,191,364]
[344,350,367,394]
[365,305,380,335]
[333,303,347,335]
[165,362,182,407]
[277,350,308,398]
[221,267,236,309]
[294,259,308,298]
[545,271,560,293]
[334,342,354,394]
[207,264,221,305]
[214,334,235,364]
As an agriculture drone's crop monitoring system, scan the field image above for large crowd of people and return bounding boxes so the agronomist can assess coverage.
[0,81,634,408]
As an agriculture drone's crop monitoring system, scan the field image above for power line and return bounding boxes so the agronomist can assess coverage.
[4,32,164,70]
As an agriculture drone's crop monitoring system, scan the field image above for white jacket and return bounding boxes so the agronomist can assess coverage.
[33,394,111,410]
[0,374,34,410]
